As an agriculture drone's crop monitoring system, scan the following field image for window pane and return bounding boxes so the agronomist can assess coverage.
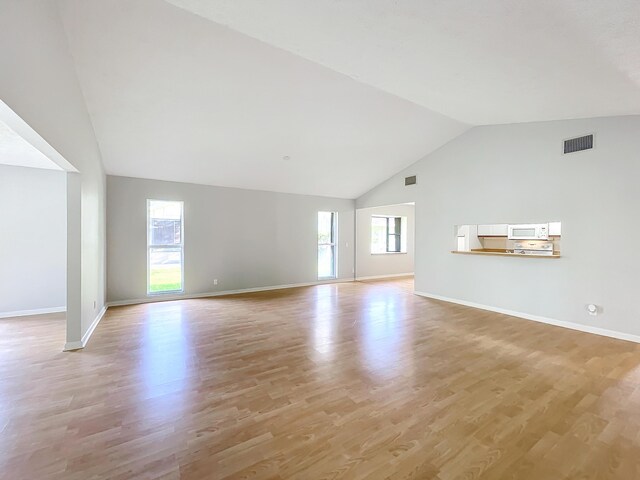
[393,217,401,234]
[371,217,387,253]
[400,217,408,252]
[318,245,335,278]
[149,200,182,245]
[149,247,182,293]
[388,234,401,252]
[149,200,182,220]
[151,218,182,245]
[318,211,334,244]
[388,217,396,234]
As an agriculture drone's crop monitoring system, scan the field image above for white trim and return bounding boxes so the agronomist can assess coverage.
[106,278,356,308]
[147,199,185,296]
[357,201,415,210]
[63,340,83,350]
[0,306,66,319]
[356,273,414,281]
[370,252,408,255]
[63,306,107,351]
[0,100,77,172]
[317,210,338,282]
[414,291,640,344]
[81,306,107,347]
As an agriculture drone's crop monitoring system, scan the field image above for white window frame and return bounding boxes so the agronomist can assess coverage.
[371,215,407,255]
[318,211,338,280]
[147,199,184,295]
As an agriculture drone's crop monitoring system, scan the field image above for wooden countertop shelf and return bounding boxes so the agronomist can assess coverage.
[451,250,561,258]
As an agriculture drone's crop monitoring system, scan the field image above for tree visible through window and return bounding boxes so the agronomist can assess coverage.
[148,200,184,294]
[371,216,407,253]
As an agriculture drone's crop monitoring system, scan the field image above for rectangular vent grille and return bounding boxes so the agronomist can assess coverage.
[564,134,593,154]
[405,175,416,186]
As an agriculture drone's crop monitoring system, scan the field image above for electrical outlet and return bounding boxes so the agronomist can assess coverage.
[214,279,218,286]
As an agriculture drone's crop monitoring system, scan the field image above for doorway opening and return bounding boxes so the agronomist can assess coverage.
[355,203,415,283]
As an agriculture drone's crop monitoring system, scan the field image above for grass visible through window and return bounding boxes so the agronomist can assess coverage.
[149,265,182,293]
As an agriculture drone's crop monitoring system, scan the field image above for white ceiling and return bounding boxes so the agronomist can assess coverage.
[0,119,62,170]
[166,0,640,125]
[57,0,640,198]
[58,0,467,199]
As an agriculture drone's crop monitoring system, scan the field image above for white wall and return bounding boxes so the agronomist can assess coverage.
[107,176,355,304]
[356,204,414,279]
[357,115,640,339]
[357,170,418,209]
[0,165,66,316]
[0,0,107,348]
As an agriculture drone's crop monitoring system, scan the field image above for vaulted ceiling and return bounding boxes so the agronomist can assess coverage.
[167,0,640,125]
[57,0,640,198]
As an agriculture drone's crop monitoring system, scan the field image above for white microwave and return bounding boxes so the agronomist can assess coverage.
[508,223,549,240]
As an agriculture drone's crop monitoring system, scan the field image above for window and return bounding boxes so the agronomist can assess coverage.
[371,216,407,254]
[147,200,184,294]
[318,211,337,279]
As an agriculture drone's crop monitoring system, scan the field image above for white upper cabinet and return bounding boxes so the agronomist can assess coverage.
[549,222,562,236]
[491,224,508,236]
[477,224,508,236]
[477,224,491,236]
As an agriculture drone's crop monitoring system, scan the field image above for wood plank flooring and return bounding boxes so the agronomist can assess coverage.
[2,277,640,479]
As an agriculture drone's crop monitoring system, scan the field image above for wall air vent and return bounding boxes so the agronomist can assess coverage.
[564,134,593,154]
[405,175,417,186]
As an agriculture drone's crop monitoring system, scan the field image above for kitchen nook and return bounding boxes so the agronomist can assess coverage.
[453,222,561,258]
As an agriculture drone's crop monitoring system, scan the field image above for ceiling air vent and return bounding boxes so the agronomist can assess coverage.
[564,134,593,154]
[405,175,417,186]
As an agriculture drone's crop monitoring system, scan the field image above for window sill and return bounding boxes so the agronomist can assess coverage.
[451,250,560,258]
[147,290,185,296]
[370,252,407,255]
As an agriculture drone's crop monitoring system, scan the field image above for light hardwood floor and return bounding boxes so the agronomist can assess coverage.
[2,277,640,479]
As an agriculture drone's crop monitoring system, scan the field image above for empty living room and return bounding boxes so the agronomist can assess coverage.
[2,1,640,479]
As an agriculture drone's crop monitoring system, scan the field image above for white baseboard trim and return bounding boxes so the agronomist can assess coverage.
[414,291,640,344]
[63,340,83,350]
[356,273,414,281]
[0,306,66,319]
[106,278,356,308]
[64,305,107,351]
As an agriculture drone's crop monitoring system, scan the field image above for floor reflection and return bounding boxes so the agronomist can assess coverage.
[139,303,190,411]
[360,290,408,380]
[9,276,640,479]
[312,285,337,359]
